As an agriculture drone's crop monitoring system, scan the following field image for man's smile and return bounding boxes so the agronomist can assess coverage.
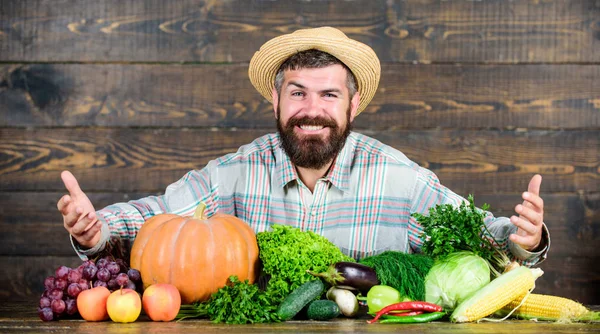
[299,125,324,131]
[297,124,328,135]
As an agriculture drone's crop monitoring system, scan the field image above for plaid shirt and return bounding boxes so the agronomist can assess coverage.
[76,132,548,264]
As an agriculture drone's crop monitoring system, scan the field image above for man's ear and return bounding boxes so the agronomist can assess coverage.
[272,87,279,119]
[349,92,360,122]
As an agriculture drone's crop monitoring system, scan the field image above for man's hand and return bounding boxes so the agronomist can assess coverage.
[57,170,101,249]
[509,174,544,251]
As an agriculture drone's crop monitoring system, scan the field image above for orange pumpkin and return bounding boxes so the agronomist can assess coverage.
[130,203,259,304]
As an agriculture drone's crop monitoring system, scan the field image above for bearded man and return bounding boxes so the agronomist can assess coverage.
[58,27,548,263]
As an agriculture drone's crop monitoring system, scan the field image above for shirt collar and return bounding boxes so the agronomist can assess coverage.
[323,133,353,192]
[274,132,355,193]
[274,135,299,188]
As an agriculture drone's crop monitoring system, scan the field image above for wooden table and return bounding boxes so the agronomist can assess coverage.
[2,300,599,333]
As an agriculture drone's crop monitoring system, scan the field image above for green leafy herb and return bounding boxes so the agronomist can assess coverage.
[176,276,281,324]
[359,251,434,301]
[257,224,354,304]
[411,195,510,277]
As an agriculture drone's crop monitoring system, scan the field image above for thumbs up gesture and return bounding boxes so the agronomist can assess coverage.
[57,171,102,249]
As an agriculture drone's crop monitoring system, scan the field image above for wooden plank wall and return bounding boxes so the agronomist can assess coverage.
[0,0,598,304]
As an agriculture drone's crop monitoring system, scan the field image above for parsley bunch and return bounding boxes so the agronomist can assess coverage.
[176,276,281,324]
[411,195,510,277]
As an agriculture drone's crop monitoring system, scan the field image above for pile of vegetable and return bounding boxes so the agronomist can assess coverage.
[410,195,508,312]
[413,195,600,323]
[170,198,599,325]
[175,224,356,324]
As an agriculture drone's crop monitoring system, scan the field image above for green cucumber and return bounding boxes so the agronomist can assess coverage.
[306,300,341,321]
[277,279,325,321]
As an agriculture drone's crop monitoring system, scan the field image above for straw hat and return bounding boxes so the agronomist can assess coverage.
[248,26,381,115]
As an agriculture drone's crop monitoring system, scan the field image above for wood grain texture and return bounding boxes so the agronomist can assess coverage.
[0,254,596,305]
[1,0,599,307]
[1,0,599,63]
[0,192,153,256]
[1,128,597,193]
[1,64,599,129]
[2,192,598,257]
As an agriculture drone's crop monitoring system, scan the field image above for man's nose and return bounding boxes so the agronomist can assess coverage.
[305,94,323,116]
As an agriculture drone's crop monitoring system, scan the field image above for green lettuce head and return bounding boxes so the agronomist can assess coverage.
[257,224,354,303]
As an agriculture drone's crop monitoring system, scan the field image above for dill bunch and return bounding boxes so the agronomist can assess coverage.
[359,251,434,301]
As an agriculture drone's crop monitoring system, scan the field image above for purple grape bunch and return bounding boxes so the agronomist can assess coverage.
[38,257,143,321]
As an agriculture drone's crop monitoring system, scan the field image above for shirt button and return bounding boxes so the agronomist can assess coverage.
[311,210,317,216]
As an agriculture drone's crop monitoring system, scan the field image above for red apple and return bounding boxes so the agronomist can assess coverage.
[106,288,141,323]
[76,286,110,321]
[142,283,181,321]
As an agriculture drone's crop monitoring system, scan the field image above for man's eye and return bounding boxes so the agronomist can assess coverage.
[324,93,337,98]
[291,92,304,97]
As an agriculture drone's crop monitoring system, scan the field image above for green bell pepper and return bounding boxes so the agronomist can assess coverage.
[364,285,409,313]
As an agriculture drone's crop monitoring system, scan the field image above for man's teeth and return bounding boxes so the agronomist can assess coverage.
[300,125,324,131]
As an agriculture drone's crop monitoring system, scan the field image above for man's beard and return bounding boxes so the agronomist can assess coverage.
[277,106,352,169]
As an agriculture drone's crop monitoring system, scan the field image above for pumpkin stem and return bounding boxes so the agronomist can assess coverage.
[193,202,207,220]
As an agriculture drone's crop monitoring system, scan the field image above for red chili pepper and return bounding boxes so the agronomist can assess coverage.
[386,311,423,317]
[367,301,442,324]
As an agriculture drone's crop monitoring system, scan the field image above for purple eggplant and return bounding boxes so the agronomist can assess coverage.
[307,262,379,293]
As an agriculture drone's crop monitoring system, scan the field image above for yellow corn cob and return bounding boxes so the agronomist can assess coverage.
[500,294,589,321]
[451,265,544,323]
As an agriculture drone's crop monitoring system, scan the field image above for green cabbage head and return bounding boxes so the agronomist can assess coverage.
[425,251,491,310]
